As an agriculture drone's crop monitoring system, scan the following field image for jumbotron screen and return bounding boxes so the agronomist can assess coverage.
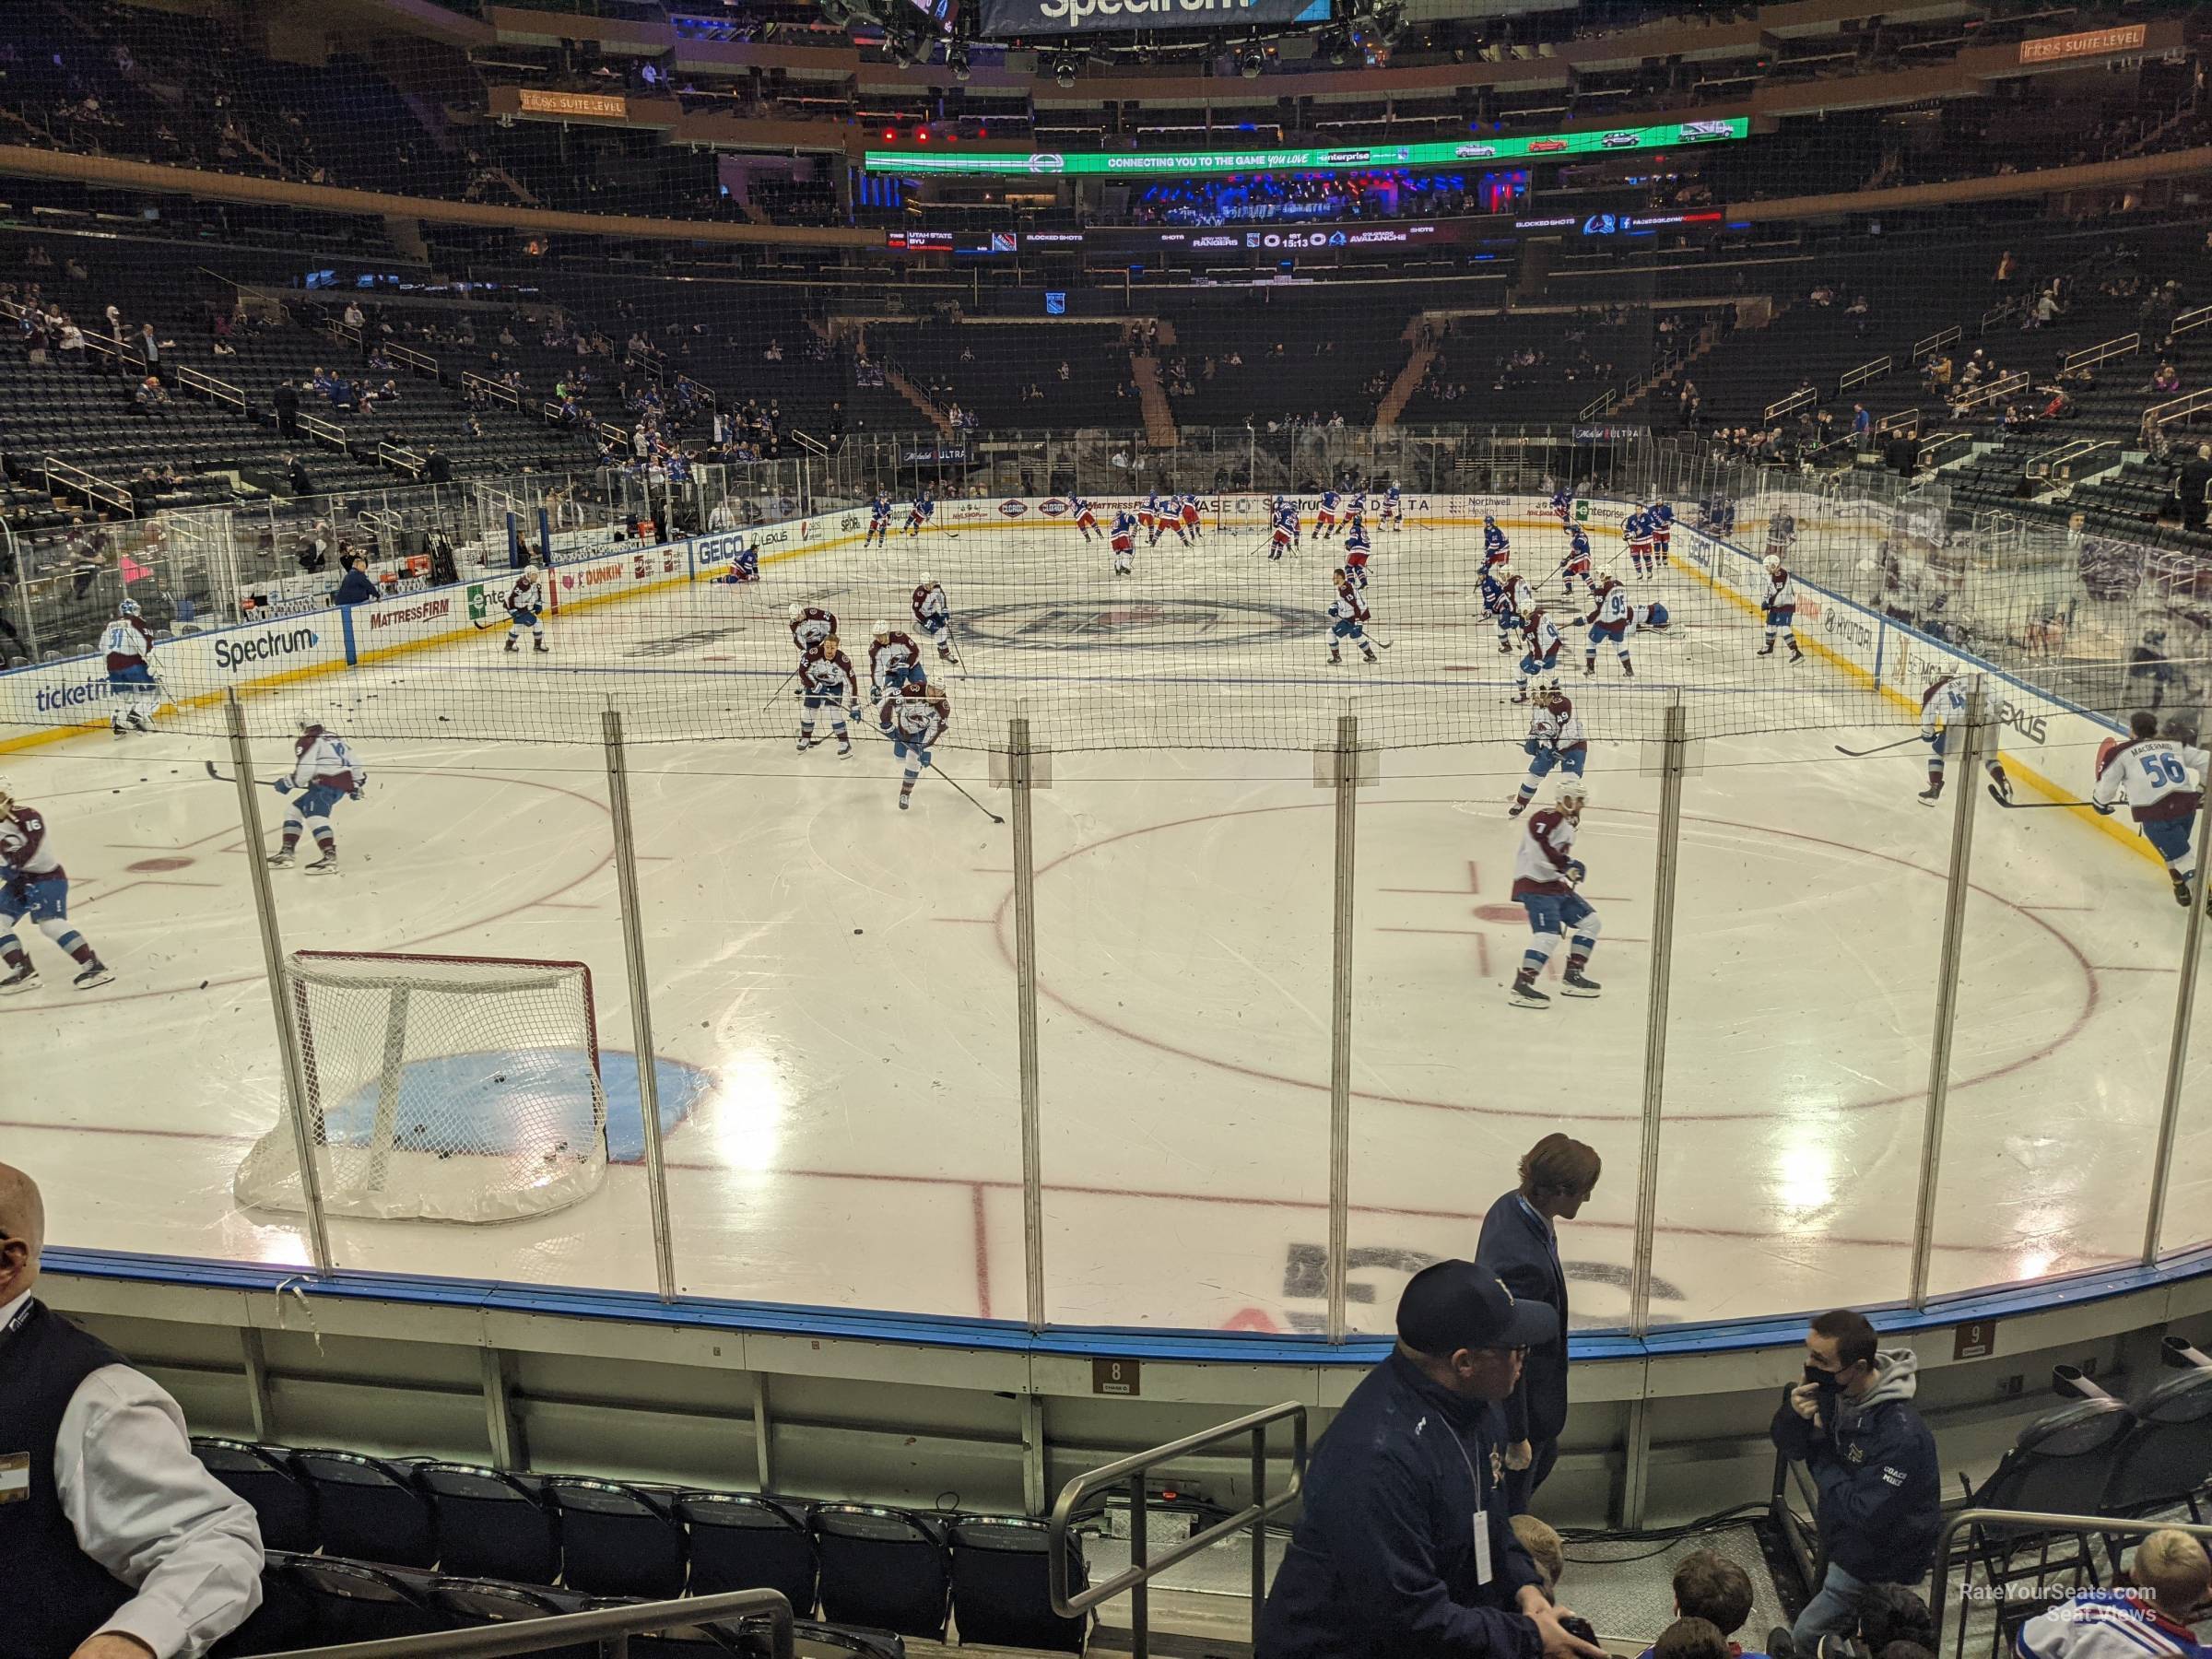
[864,116,1748,176]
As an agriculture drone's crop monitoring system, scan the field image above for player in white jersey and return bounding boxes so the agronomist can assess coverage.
[794,635,861,757]
[1109,510,1138,576]
[1510,682,1588,818]
[266,712,367,874]
[1513,606,1563,702]
[99,598,160,736]
[0,774,113,992]
[1758,554,1802,662]
[1581,571,1635,677]
[1508,778,1601,1008]
[1325,573,1377,665]
[911,575,956,665]
[2094,710,2212,906]
[789,603,836,656]
[879,675,951,810]
[1917,672,2014,806]
[503,558,548,653]
[867,622,922,700]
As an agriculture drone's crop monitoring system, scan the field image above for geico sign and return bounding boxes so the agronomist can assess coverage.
[369,596,453,630]
[214,627,322,671]
[694,532,747,566]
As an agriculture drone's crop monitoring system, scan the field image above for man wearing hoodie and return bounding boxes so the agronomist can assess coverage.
[1768,1311,1941,1658]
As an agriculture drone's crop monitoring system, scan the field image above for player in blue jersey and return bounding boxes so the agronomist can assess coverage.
[1342,517,1373,591]
[1646,500,1674,572]
[1270,498,1300,561]
[1480,557,1519,655]
[1072,496,1100,542]
[1110,510,1138,575]
[1483,515,1510,566]
[1315,488,1342,539]
[1561,524,1594,598]
[865,490,892,548]
[1550,484,1573,524]
[903,489,935,537]
[1379,479,1404,532]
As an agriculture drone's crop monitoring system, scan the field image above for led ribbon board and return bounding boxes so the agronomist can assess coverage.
[865,116,1747,176]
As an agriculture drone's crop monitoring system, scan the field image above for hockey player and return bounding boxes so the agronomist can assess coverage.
[1646,499,1674,571]
[868,621,922,700]
[1514,606,1564,702]
[1343,489,1368,538]
[879,675,951,811]
[1583,570,1634,677]
[2094,710,2212,906]
[1325,573,1377,666]
[100,598,159,737]
[0,776,112,992]
[265,713,366,875]
[1510,681,1588,818]
[1629,599,1672,634]
[789,602,837,656]
[1758,554,1802,662]
[1073,496,1100,543]
[1624,509,1657,580]
[1110,510,1138,576]
[503,557,548,654]
[1917,672,2015,806]
[912,573,956,665]
[1509,778,1601,1008]
[795,633,861,757]
[1178,491,1204,543]
[1315,487,1342,539]
[865,490,893,548]
[1482,514,1511,571]
[1549,483,1573,524]
[903,488,935,537]
[1342,516,1373,591]
[1138,490,1166,546]
[1480,557,1519,656]
[1379,478,1404,532]
[1560,524,1594,597]
[1763,507,1798,564]
[709,545,759,584]
[1269,498,1300,561]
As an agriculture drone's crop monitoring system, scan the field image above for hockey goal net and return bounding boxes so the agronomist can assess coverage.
[232,951,610,1224]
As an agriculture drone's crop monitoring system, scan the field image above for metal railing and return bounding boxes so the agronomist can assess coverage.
[259,1585,795,1658]
[1949,370,2030,414]
[2146,385,2212,430]
[377,442,426,480]
[1047,1400,1307,1659]
[2061,331,2140,372]
[384,342,438,378]
[300,411,347,451]
[1838,354,1893,393]
[2171,302,2212,341]
[1914,324,1963,363]
[41,455,134,517]
[465,371,521,408]
[1764,385,1818,422]
[1930,1512,2212,1656]
[174,363,248,413]
[1876,407,1922,439]
[677,371,718,410]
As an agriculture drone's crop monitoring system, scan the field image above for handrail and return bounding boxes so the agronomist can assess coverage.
[1838,354,1892,393]
[677,371,718,409]
[384,341,438,377]
[2171,302,2212,340]
[1047,1399,1307,1657]
[1912,324,1961,363]
[377,441,425,479]
[41,455,134,517]
[1763,384,1818,422]
[1930,1511,2212,1653]
[300,411,347,450]
[2062,331,2140,371]
[327,316,362,347]
[465,371,521,408]
[257,1584,794,1658]
[2146,385,2212,429]
[1875,407,1921,438]
[174,363,247,413]
[1949,370,2030,414]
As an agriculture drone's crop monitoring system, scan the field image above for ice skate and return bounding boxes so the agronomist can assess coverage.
[304,853,339,874]
[1561,969,1602,999]
[1508,971,1549,1009]
[0,961,39,994]
[72,959,114,990]
[265,850,295,868]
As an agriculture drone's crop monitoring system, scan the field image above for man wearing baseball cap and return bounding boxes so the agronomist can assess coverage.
[1256,1261,1610,1659]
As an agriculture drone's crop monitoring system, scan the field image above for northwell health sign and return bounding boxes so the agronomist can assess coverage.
[864,117,1747,177]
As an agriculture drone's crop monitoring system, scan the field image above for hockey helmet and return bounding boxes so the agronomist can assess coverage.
[873,619,891,637]
[1556,778,1589,809]
[0,773,15,814]
[118,597,142,618]
[788,604,804,621]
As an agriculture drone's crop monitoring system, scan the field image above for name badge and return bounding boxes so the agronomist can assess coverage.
[1474,1512,1493,1585]
[0,1453,29,1504]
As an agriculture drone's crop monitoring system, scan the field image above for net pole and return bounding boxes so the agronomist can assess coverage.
[364,983,409,1196]
[1009,712,1046,1333]
[226,689,333,1273]
[1629,693,1688,1338]
[2145,781,2212,1265]
[1324,704,1359,1346]
[602,706,679,1302]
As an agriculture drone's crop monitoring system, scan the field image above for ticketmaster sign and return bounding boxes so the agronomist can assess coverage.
[981,0,1327,29]
[865,116,1747,175]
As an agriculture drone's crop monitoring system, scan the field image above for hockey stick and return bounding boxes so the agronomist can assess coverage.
[853,718,1004,824]
[203,759,286,786]
[1985,786,2099,810]
[756,665,802,713]
[1832,735,1925,758]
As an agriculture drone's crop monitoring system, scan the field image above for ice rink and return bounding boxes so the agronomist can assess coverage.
[6,510,2209,1334]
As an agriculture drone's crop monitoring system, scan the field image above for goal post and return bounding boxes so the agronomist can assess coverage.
[233,951,610,1224]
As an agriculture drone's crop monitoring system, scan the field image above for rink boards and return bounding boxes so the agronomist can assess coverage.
[0,489,2139,867]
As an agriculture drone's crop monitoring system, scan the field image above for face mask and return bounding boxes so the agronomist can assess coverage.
[1804,1363,1845,1392]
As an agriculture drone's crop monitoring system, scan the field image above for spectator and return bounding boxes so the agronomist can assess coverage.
[1637,1552,1764,1659]
[423,445,452,486]
[2016,1529,2211,1659]
[1477,1134,1601,1513]
[1766,1311,1940,1658]
[2176,444,2212,529]
[1852,405,1873,445]
[0,1160,265,1657]
[283,453,314,499]
[1658,1621,1732,1659]
[332,554,379,606]
[130,376,169,417]
[2153,360,2182,394]
[56,316,85,364]
[273,379,300,441]
[136,323,161,382]
[1254,1261,1603,1659]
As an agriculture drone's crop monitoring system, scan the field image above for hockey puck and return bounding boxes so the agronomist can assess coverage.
[853,927,864,935]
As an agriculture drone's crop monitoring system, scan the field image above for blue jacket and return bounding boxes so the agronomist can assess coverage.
[1475,1192,1571,1446]
[1256,1350,1544,1659]
[1769,1348,1941,1585]
[333,567,379,606]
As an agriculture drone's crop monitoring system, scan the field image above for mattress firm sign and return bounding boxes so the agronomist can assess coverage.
[980,0,1327,32]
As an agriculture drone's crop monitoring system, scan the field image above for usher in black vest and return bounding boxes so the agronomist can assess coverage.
[0,1298,135,1659]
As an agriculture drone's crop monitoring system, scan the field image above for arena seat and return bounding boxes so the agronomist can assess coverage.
[677,1490,819,1616]
[416,1461,562,1585]
[2098,1353,2212,1525]
[544,1475,689,1599]
[810,1503,951,1639]
[947,1514,1089,1652]
[282,1556,444,1643]
[190,1439,318,1556]
[288,1447,440,1569]
[427,1577,599,1659]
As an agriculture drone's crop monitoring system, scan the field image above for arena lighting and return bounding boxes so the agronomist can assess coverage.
[949,44,971,79]
[1053,52,1079,88]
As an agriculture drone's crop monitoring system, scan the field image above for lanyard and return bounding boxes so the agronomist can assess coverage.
[1442,1416,1496,1587]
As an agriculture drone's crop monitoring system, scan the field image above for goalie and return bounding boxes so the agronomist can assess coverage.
[266,713,368,875]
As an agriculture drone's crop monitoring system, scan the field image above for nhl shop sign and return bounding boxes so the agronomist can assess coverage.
[982,0,1328,33]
